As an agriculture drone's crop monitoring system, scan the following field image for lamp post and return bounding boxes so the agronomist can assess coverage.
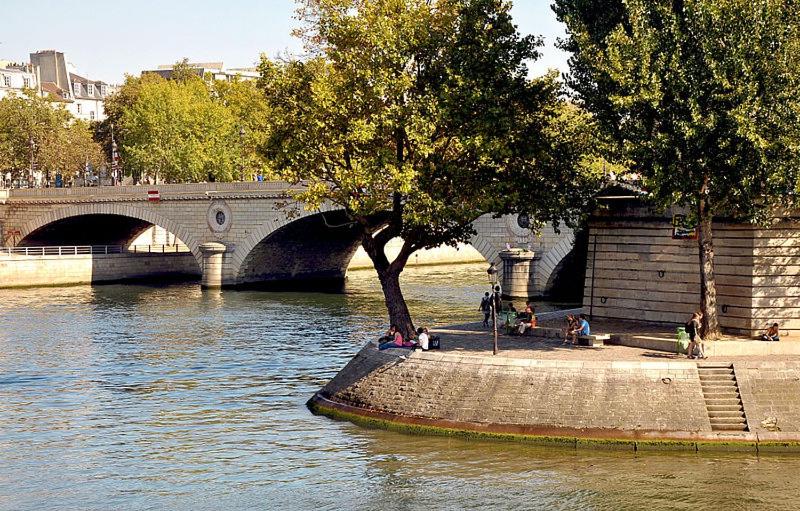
[239,126,245,182]
[487,262,499,355]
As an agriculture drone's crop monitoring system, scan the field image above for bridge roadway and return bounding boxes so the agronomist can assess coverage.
[0,182,574,292]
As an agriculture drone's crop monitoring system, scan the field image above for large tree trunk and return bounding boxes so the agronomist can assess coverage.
[360,225,416,339]
[376,267,415,338]
[697,181,720,339]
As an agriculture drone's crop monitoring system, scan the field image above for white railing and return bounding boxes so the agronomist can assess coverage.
[0,244,190,256]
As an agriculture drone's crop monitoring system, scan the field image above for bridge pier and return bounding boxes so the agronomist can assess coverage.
[199,242,227,289]
[499,249,536,300]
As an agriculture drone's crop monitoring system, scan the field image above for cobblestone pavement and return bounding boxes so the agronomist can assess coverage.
[431,321,800,362]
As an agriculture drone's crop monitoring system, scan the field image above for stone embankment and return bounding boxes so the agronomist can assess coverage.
[310,339,800,452]
[0,252,200,288]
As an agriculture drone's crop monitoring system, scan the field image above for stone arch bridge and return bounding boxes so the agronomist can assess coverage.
[0,182,574,295]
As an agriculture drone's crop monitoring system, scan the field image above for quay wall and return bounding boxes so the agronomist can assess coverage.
[585,204,800,336]
[311,345,800,450]
[0,252,200,288]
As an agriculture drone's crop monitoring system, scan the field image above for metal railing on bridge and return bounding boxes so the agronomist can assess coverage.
[0,244,191,256]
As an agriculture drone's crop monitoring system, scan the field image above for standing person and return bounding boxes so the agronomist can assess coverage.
[686,311,706,359]
[762,323,780,342]
[479,292,492,327]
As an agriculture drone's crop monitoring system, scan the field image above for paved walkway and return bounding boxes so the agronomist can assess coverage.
[430,320,800,362]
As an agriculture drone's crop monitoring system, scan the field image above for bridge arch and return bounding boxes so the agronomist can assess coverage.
[16,202,203,262]
[232,207,363,288]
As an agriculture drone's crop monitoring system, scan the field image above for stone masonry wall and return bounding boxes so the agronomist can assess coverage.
[736,361,800,434]
[0,252,200,288]
[321,345,711,433]
[585,204,800,336]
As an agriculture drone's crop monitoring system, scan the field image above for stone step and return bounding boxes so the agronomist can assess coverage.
[707,404,744,412]
[700,382,738,389]
[704,398,742,406]
[701,387,740,395]
[709,416,748,424]
[699,368,735,376]
[708,410,746,418]
[712,423,749,431]
[699,374,736,381]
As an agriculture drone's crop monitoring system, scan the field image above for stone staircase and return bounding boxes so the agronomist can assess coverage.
[698,364,748,432]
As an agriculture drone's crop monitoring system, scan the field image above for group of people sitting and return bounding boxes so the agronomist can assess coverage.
[503,302,538,335]
[564,313,591,344]
[378,325,435,351]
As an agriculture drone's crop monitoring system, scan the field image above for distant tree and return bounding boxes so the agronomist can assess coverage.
[554,0,800,337]
[259,0,602,336]
[120,75,240,183]
[0,90,69,180]
[0,91,104,183]
[212,79,274,180]
[39,120,105,182]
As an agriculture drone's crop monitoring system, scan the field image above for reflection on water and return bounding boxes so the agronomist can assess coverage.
[0,263,798,511]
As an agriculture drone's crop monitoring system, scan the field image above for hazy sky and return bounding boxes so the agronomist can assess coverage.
[1,1,569,84]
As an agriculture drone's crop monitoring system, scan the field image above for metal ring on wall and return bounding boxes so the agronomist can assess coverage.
[657,270,666,278]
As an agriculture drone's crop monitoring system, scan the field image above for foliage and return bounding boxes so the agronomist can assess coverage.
[212,79,274,180]
[554,0,800,334]
[38,120,105,179]
[120,74,240,183]
[98,61,273,183]
[0,90,104,181]
[260,0,602,333]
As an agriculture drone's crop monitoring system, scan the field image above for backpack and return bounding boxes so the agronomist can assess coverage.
[685,319,696,337]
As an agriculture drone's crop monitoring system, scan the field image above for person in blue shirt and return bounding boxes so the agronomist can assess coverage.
[568,314,591,345]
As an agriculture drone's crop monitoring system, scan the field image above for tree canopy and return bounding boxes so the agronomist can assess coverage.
[259,0,602,334]
[119,74,240,183]
[554,0,800,335]
[97,62,273,184]
[0,91,104,183]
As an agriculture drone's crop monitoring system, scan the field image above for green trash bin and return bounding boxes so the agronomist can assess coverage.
[676,327,689,354]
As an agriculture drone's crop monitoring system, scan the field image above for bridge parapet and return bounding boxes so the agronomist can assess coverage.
[3,181,302,204]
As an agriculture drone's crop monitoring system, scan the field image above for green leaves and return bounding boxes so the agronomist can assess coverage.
[555,0,800,220]
[260,0,601,252]
[0,90,103,180]
[120,75,238,183]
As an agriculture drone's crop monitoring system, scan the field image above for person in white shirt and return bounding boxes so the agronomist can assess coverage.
[416,327,430,350]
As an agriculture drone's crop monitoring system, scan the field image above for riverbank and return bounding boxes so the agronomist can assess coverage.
[310,320,800,452]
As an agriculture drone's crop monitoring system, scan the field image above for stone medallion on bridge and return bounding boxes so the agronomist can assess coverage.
[207,200,232,235]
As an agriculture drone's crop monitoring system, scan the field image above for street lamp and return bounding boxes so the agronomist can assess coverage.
[239,126,246,182]
[487,262,499,355]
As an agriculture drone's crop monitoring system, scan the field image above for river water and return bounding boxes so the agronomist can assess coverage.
[1,263,799,510]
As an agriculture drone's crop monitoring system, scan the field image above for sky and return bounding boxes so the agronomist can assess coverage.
[0,0,570,84]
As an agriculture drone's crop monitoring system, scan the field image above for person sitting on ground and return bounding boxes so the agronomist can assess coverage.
[762,323,780,342]
[685,311,707,359]
[379,325,416,350]
[417,327,430,350]
[568,314,591,345]
[563,314,578,343]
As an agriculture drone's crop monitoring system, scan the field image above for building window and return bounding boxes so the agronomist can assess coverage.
[23,77,30,88]
[90,111,95,120]
[2,75,9,87]
[77,104,82,114]
[100,84,107,96]
[87,83,94,95]
[73,82,81,96]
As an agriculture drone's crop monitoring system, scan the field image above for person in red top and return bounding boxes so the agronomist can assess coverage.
[379,325,416,350]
